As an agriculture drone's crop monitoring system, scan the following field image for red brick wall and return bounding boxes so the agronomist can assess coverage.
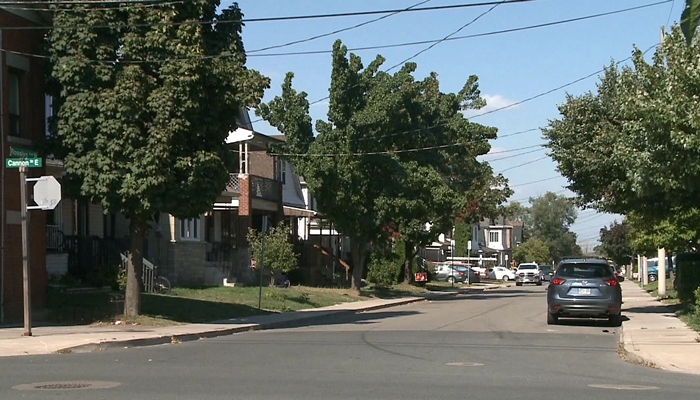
[1,9,49,321]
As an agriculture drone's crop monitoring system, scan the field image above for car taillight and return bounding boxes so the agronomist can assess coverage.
[474,271,480,276]
[458,272,464,275]
[604,278,618,286]
[552,278,566,285]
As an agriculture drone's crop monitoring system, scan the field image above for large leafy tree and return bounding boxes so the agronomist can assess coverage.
[46,1,269,316]
[598,220,632,267]
[516,192,581,263]
[513,237,550,265]
[258,40,506,289]
[544,28,700,224]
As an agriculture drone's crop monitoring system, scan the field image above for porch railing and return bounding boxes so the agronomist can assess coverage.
[226,173,240,194]
[250,175,280,201]
[46,225,65,251]
[120,253,158,293]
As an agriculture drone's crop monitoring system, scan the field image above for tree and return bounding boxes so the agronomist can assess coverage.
[543,28,700,224]
[682,0,700,45]
[258,41,508,290]
[503,195,581,263]
[46,1,269,316]
[598,220,632,267]
[453,221,472,257]
[513,238,551,265]
[247,223,298,286]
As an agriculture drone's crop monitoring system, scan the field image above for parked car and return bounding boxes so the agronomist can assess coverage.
[546,258,623,326]
[646,257,676,282]
[515,263,542,286]
[433,263,480,284]
[488,266,516,282]
[539,265,554,282]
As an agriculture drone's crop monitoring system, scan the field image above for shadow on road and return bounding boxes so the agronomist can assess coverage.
[223,310,422,330]
[553,315,629,327]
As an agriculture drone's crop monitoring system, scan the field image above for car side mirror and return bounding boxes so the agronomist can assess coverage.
[616,275,625,282]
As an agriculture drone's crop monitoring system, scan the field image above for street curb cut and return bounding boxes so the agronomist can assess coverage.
[55,293,457,354]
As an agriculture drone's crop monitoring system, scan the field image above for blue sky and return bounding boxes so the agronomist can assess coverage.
[224,0,679,248]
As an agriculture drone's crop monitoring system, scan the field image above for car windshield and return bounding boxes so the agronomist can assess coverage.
[453,266,468,271]
[557,263,614,279]
[519,265,537,269]
[540,266,553,272]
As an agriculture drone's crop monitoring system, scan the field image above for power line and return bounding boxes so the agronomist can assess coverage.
[0,0,536,29]
[484,146,546,162]
[247,1,671,58]
[497,155,549,173]
[248,0,431,54]
[384,0,503,72]
[509,176,561,187]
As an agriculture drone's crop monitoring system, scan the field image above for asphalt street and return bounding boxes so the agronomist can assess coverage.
[1,284,699,400]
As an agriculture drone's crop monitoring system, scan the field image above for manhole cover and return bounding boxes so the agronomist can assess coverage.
[588,384,659,391]
[13,381,121,391]
[446,362,484,367]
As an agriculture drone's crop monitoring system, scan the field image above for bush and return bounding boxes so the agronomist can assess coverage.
[367,250,400,288]
[675,253,700,304]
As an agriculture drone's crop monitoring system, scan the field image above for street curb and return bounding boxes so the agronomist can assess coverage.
[617,325,660,370]
[55,293,457,354]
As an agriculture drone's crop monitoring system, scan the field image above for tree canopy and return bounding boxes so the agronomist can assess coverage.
[257,40,509,290]
[543,28,700,224]
[46,1,269,316]
[598,220,632,266]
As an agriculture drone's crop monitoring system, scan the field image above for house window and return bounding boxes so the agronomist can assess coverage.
[489,231,500,243]
[280,160,287,184]
[8,70,22,137]
[180,218,200,241]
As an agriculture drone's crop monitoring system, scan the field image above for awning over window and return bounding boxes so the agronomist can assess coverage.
[283,206,316,217]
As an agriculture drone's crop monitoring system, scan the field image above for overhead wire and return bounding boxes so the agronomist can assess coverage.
[0,0,536,29]
[246,1,672,58]
[247,0,432,54]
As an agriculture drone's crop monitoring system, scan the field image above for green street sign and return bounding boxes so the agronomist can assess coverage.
[9,147,38,159]
[6,158,42,169]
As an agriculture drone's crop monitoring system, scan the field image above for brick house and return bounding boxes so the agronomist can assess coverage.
[0,6,52,322]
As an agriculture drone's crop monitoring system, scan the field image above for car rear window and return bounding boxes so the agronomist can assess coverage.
[556,264,614,279]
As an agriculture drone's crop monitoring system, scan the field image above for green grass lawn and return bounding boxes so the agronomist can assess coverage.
[642,280,700,332]
[46,282,447,327]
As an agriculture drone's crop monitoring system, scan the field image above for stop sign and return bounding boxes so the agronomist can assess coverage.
[33,176,62,210]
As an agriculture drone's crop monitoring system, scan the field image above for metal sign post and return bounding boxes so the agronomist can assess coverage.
[16,164,61,337]
[19,166,31,336]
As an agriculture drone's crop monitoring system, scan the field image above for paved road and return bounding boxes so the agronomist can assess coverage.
[1,285,699,399]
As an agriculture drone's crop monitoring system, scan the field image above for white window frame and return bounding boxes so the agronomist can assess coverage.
[179,217,201,241]
[489,231,500,244]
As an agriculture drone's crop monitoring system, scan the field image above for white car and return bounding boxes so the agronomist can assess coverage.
[488,266,516,281]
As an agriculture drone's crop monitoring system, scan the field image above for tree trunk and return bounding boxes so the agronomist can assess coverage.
[350,239,367,292]
[404,241,415,283]
[124,218,146,318]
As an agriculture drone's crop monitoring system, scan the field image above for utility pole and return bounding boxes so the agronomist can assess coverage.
[19,166,31,336]
[657,26,667,296]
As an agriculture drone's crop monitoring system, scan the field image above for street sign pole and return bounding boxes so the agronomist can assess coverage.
[19,165,31,337]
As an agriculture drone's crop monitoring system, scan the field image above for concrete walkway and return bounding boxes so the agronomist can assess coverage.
[619,279,700,375]
[0,286,491,357]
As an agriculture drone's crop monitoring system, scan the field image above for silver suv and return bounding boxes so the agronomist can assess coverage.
[546,258,623,326]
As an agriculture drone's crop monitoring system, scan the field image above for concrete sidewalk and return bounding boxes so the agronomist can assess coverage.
[620,280,700,375]
[0,285,500,357]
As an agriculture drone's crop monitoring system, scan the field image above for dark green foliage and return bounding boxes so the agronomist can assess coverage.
[676,253,700,305]
[45,1,269,316]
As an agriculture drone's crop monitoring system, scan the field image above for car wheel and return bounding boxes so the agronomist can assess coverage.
[609,314,622,327]
[447,276,455,284]
[536,281,543,286]
[502,276,510,282]
[515,282,522,286]
[547,312,558,325]
[649,274,658,283]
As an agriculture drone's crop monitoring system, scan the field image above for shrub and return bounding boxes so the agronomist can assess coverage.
[675,253,700,304]
[367,249,400,288]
